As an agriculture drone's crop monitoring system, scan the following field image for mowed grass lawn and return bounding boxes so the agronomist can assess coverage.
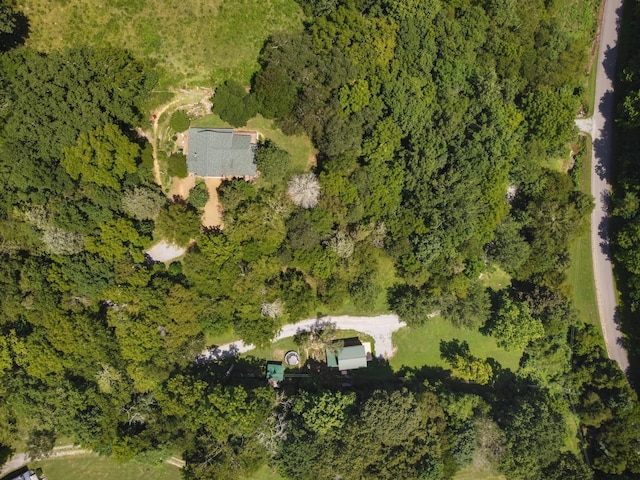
[31,454,181,480]
[567,136,601,329]
[20,0,303,86]
[391,316,522,372]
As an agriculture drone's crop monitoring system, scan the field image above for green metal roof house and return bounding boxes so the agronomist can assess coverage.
[326,339,368,371]
[187,128,257,178]
[266,362,285,384]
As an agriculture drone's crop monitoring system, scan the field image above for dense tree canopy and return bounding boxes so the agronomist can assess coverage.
[0,1,636,480]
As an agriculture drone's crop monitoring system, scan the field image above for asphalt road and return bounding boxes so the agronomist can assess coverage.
[588,0,629,372]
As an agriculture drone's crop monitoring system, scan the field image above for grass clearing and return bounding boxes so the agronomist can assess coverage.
[391,316,522,372]
[453,466,506,480]
[20,0,303,88]
[31,454,180,480]
[584,51,599,115]
[480,265,511,291]
[248,464,284,480]
[567,136,600,329]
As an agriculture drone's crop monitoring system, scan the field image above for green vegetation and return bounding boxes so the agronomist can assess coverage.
[611,0,640,385]
[32,454,181,480]
[0,0,637,479]
[167,152,188,178]
[21,0,304,86]
[391,317,522,372]
[212,79,258,127]
[169,110,189,132]
[568,136,599,327]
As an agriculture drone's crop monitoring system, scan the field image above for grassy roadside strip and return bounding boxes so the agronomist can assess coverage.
[584,54,598,116]
[567,135,601,332]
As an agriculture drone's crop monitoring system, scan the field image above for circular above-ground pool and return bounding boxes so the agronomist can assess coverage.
[285,350,300,366]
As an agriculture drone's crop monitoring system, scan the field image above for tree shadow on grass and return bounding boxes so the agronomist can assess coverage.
[0,12,29,53]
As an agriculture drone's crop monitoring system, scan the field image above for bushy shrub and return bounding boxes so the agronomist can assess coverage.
[188,181,209,209]
[212,80,257,127]
[169,110,190,132]
[168,153,188,178]
[256,140,291,183]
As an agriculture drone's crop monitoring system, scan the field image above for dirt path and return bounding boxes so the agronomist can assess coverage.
[147,88,213,188]
[1,446,185,474]
[200,314,407,361]
[168,174,196,201]
[576,0,629,373]
[202,178,223,228]
[0,445,90,476]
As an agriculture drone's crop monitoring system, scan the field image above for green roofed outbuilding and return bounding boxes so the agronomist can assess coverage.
[186,128,257,178]
[326,338,368,371]
[266,362,285,386]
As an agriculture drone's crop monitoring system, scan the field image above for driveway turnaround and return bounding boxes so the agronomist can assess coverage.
[201,314,407,361]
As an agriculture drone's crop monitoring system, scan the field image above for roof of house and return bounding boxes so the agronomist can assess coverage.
[326,343,368,371]
[266,362,285,382]
[6,471,38,480]
[187,128,256,177]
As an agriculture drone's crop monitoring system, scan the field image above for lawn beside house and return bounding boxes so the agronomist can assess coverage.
[31,455,180,480]
[391,316,522,373]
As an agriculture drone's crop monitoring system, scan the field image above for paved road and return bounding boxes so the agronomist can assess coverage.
[585,0,629,372]
[200,314,407,361]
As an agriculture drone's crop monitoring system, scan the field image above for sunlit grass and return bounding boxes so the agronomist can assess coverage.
[20,0,303,88]
[567,136,601,332]
[31,454,180,480]
[391,316,523,372]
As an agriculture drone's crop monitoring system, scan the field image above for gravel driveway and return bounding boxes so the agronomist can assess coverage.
[200,314,407,361]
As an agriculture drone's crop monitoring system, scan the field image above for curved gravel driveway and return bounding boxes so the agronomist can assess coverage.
[200,314,407,361]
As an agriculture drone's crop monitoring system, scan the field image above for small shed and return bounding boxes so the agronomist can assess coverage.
[266,362,285,386]
[326,338,368,371]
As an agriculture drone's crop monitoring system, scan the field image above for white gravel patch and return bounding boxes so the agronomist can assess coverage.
[200,314,407,361]
[145,240,186,262]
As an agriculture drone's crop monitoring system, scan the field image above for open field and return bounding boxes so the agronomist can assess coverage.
[453,467,506,480]
[30,454,180,480]
[19,0,303,87]
[391,316,522,372]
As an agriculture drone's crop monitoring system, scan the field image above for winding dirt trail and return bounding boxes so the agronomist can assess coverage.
[0,445,185,474]
[147,88,213,188]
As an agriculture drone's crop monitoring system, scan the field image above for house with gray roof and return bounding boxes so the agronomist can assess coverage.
[186,128,257,179]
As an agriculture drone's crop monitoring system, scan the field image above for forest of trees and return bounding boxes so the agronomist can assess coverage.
[0,0,638,478]
[612,0,640,386]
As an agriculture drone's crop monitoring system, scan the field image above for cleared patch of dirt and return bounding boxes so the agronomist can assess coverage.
[145,240,186,263]
[169,174,196,201]
[202,177,223,229]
